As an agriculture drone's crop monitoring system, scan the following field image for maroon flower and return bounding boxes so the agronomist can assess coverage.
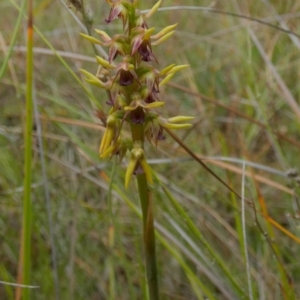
[120,69,133,86]
[130,107,145,124]
[138,40,153,62]
[131,27,157,63]
[157,126,166,141]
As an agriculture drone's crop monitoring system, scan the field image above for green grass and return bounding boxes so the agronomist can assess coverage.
[1,0,300,299]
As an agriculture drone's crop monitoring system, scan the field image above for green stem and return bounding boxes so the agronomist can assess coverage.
[131,124,159,300]
[21,0,34,299]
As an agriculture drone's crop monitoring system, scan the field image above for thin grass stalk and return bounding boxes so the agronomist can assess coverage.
[19,0,33,299]
[241,162,253,300]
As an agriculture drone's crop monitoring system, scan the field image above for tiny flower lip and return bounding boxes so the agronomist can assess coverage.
[113,60,140,86]
[119,69,134,86]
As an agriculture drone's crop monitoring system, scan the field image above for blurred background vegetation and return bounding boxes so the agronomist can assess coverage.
[1,0,300,299]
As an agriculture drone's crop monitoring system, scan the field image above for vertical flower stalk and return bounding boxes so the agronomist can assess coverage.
[18,1,34,300]
[80,1,193,299]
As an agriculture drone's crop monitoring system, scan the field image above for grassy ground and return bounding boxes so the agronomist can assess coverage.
[1,0,300,299]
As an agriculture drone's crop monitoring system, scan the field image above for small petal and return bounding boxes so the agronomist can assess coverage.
[108,46,118,63]
[131,35,144,55]
[105,4,123,23]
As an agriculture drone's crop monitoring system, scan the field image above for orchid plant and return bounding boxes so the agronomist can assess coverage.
[80,1,193,298]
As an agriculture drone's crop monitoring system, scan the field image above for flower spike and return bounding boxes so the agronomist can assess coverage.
[80,0,193,185]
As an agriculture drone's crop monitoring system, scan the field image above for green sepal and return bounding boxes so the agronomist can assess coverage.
[144,0,162,18]
[152,24,177,40]
[152,31,175,45]
[167,116,195,123]
[159,73,174,86]
[160,64,176,76]
[125,156,138,188]
[80,33,103,45]
[80,69,110,89]
[96,56,115,69]
[139,158,153,185]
